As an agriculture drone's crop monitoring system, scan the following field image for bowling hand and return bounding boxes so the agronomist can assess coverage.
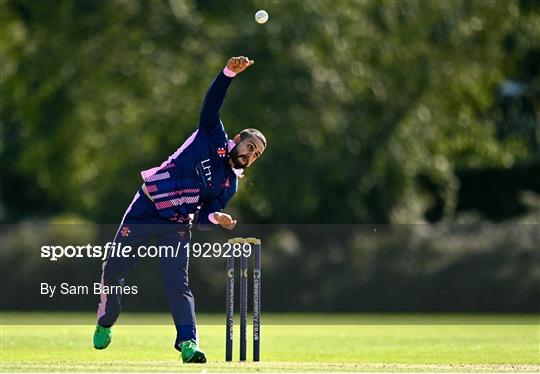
[212,212,237,230]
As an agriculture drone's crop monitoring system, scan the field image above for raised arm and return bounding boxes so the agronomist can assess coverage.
[198,56,255,133]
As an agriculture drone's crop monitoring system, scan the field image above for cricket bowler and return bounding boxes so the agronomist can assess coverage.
[92,56,266,363]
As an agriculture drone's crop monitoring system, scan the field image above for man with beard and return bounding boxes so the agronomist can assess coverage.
[93,56,266,363]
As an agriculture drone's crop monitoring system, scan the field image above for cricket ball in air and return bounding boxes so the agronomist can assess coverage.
[255,10,269,24]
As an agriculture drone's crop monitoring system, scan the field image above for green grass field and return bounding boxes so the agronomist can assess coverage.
[1,313,539,372]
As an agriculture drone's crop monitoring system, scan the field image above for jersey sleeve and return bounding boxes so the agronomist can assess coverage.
[198,68,236,134]
[196,189,236,231]
[197,197,224,231]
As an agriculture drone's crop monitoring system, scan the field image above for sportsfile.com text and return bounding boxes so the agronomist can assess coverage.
[40,242,253,261]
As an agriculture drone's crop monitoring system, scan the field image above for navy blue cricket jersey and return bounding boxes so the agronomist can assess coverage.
[139,67,243,229]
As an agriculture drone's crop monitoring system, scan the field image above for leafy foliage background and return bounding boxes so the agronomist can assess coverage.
[2,0,538,224]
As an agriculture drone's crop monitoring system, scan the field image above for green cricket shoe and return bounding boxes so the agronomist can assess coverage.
[93,324,111,350]
[180,340,207,363]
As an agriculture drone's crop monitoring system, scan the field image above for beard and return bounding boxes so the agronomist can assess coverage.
[229,144,249,169]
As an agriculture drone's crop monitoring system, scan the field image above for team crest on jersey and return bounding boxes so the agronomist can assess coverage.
[221,178,231,190]
[217,147,226,157]
[120,226,131,237]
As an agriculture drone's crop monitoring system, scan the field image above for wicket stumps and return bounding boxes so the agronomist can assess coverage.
[225,255,234,361]
[225,237,262,362]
